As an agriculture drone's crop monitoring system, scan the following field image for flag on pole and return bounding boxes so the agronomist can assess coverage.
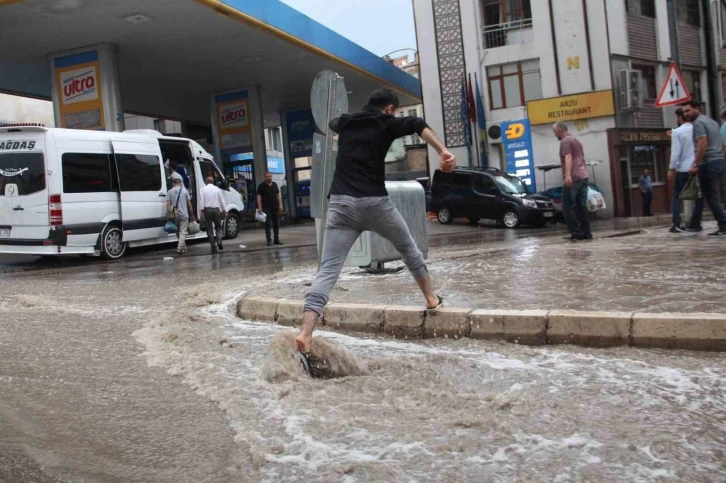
[460,78,473,166]
[474,73,489,167]
[467,76,476,124]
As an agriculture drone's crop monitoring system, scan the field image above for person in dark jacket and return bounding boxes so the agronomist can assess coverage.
[295,88,456,355]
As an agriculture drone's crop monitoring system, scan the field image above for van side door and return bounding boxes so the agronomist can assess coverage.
[471,174,500,221]
[112,140,167,242]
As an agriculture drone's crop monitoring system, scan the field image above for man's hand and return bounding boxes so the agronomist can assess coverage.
[564,175,573,188]
[257,209,263,214]
[667,170,674,181]
[440,150,456,172]
[689,163,699,175]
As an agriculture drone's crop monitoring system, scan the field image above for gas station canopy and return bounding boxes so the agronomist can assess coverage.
[0,0,422,126]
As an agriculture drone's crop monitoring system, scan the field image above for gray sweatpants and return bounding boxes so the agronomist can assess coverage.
[304,195,428,316]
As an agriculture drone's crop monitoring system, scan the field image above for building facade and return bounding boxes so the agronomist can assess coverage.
[414,0,726,218]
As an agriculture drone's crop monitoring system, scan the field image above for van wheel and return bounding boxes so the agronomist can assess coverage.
[501,211,520,228]
[224,212,240,239]
[100,224,126,259]
[437,207,454,224]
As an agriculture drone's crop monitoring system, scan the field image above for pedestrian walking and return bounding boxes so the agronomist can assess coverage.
[680,100,726,237]
[719,109,726,206]
[199,176,227,253]
[167,178,194,254]
[668,108,694,232]
[639,169,653,217]
[553,121,592,241]
[257,172,283,246]
[295,88,455,356]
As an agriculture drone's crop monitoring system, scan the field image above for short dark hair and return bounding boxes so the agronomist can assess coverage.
[675,108,684,117]
[680,100,701,109]
[367,88,400,109]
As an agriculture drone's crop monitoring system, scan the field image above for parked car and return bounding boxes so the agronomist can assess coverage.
[429,167,555,228]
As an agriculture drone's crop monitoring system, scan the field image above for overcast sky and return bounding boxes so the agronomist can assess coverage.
[279,0,418,58]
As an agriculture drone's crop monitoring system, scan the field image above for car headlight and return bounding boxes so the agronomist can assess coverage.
[523,199,537,208]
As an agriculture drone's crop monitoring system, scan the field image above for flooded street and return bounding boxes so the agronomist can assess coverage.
[1,225,725,482]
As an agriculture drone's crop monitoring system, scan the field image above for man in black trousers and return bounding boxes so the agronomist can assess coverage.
[257,172,283,246]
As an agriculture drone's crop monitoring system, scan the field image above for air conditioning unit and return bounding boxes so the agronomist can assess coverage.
[619,69,643,110]
[486,121,503,144]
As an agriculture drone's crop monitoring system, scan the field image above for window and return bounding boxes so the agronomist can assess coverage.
[632,64,657,99]
[0,153,46,196]
[721,0,726,46]
[408,109,418,117]
[721,72,726,104]
[677,0,700,27]
[473,174,496,194]
[451,172,472,190]
[200,160,226,189]
[487,60,542,109]
[630,145,667,185]
[62,153,116,193]
[115,154,161,192]
[626,0,656,17]
[682,70,703,104]
[482,0,531,25]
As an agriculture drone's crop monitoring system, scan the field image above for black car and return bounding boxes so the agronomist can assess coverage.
[429,167,555,228]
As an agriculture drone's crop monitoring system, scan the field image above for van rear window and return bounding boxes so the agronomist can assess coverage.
[0,153,46,196]
[62,153,117,193]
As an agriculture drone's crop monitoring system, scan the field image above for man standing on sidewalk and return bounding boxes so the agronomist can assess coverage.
[199,177,227,253]
[719,109,726,206]
[553,122,592,241]
[668,108,694,232]
[638,169,653,217]
[167,178,195,254]
[295,88,455,355]
[680,100,726,237]
[257,172,283,246]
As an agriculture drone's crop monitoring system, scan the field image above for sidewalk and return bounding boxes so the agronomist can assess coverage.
[252,218,725,315]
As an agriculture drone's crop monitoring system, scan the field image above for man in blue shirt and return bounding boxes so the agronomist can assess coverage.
[638,169,653,217]
[668,108,694,232]
[720,109,726,205]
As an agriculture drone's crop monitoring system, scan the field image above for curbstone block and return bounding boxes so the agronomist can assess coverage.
[632,313,726,351]
[547,310,632,347]
[469,309,547,345]
[424,308,472,340]
[237,296,278,322]
[323,303,387,333]
[275,299,305,327]
[384,306,424,339]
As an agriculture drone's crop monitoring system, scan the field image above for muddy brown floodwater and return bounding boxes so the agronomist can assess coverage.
[1,229,725,482]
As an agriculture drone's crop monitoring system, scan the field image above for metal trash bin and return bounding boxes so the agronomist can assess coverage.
[345,181,428,268]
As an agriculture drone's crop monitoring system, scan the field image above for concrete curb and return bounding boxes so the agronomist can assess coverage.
[236,297,726,351]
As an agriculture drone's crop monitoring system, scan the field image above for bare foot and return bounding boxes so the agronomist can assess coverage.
[295,332,312,353]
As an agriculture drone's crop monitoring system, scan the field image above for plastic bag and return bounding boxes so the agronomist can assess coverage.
[163,221,178,233]
[587,188,606,212]
[255,211,267,223]
[187,220,201,235]
[679,175,701,200]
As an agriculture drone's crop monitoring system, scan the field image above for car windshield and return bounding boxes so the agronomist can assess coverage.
[494,175,529,195]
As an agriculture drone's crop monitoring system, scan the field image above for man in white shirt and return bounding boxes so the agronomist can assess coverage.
[199,177,227,253]
[667,108,694,233]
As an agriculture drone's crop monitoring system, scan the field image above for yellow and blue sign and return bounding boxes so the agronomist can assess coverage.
[501,119,536,192]
[215,90,252,155]
[54,51,105,130]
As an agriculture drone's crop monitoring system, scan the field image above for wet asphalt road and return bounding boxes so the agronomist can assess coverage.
[8,218,712,483]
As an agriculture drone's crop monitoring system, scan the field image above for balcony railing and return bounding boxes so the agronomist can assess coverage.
[482,18,534,49]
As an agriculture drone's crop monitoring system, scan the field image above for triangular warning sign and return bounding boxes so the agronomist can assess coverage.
[655,62,691,107]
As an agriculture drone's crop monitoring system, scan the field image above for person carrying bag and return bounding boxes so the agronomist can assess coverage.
[166,178,195,254]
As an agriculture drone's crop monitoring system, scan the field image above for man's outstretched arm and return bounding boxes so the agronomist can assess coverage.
[421,127,456,172]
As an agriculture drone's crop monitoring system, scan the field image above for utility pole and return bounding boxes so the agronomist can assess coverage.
[666,0,681,71]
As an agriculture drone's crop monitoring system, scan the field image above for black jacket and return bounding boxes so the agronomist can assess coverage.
[328,105,429,197]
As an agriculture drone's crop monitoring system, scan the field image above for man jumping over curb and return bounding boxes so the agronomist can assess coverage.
[296,88,456,355]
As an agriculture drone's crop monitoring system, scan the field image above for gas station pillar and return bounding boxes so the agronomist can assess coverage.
[48,44,125,132]
[210,86,267,189]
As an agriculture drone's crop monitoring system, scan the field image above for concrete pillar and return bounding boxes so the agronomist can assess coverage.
[49,43,124,132]
[210,86,266,187]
